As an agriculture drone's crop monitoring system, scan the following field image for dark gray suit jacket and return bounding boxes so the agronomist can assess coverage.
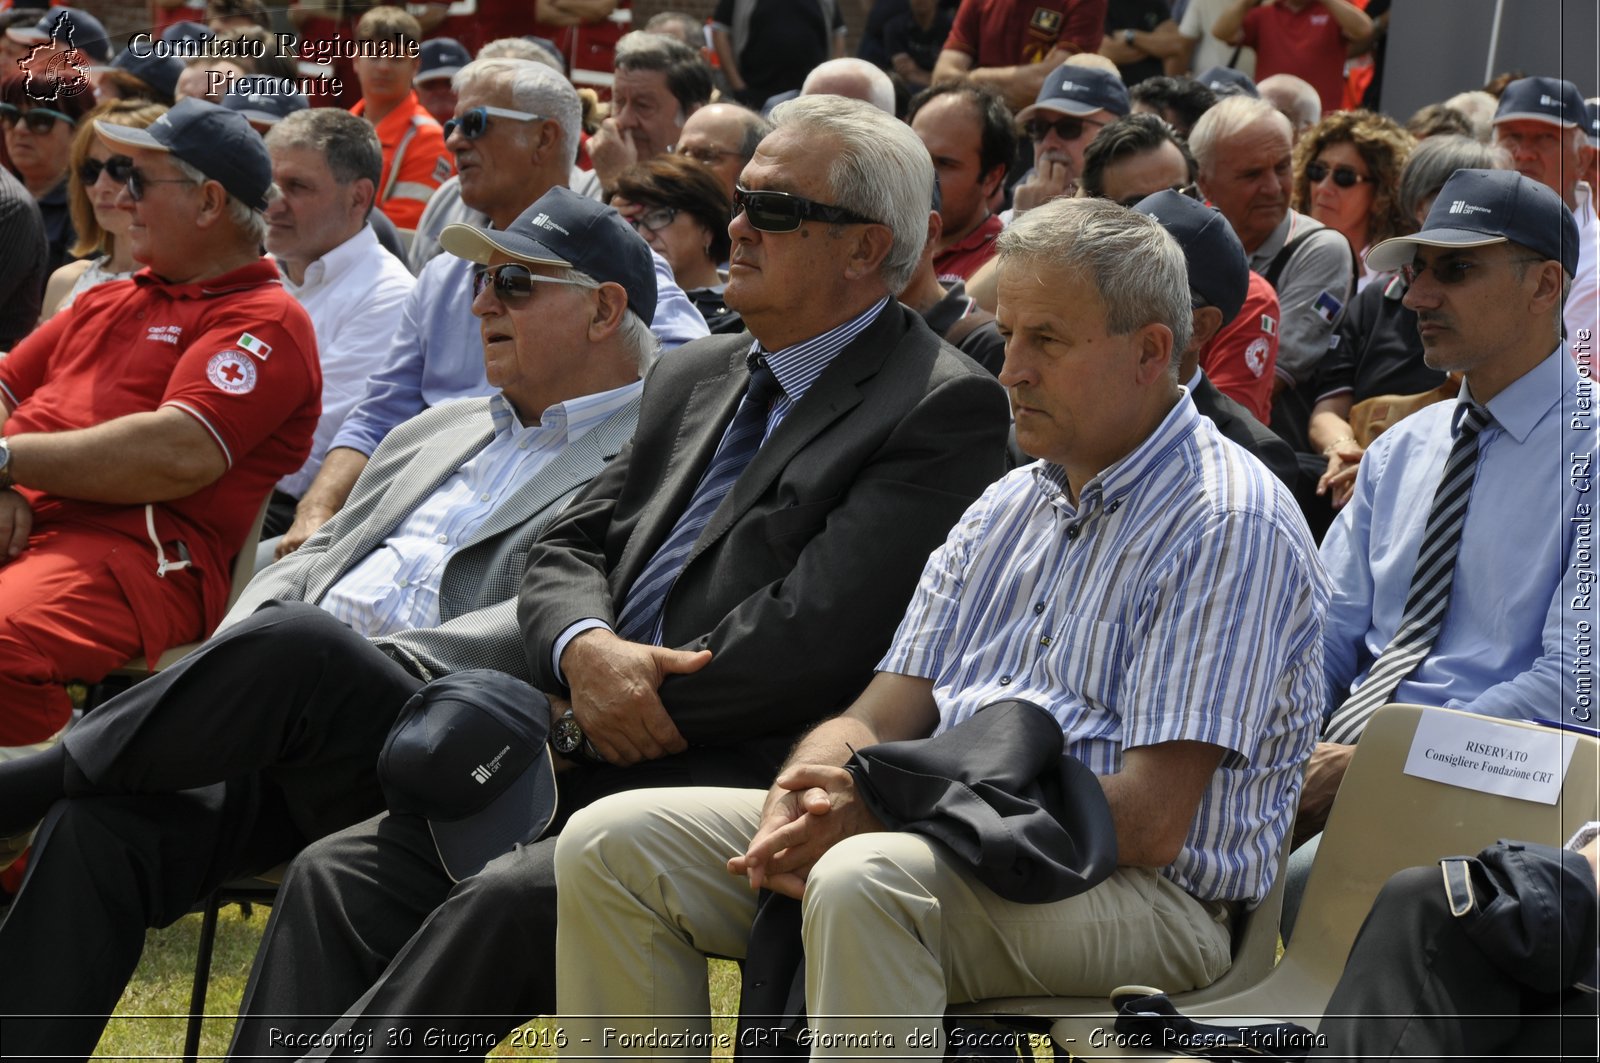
[520,302,1011,780]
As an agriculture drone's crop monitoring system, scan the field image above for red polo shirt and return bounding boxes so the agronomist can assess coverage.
[945,0,1107,67]
[935,214,1004,284]
[0,259,321,630]
[1240,0,1363,115]
[1200,272,1279,424]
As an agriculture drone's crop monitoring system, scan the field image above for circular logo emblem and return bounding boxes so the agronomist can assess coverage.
[207,351,258,394]
[1244,338,1270,378]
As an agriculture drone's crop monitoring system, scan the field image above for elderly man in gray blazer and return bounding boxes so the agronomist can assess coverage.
[0,189,655,1061]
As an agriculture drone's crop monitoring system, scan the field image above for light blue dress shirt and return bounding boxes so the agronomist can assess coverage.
[1321,346,1599,725]
[328,248,707,457]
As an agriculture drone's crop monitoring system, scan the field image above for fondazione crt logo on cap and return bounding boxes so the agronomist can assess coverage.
[20,12,93,103]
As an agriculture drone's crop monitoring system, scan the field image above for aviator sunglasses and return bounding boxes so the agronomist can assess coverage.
[444,106,546,141]
[1305,160,1373,188]
[472,263,591,306]
[0,102,77,136]
[733,186,882,233]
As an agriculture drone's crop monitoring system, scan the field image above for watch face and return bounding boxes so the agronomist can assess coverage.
[552,712,584,754]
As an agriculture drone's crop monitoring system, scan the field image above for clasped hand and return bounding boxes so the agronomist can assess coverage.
[727,764,886,900]
[562,629,709,766]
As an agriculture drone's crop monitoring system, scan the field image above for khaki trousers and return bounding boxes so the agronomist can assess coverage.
[555,786,1233,1060]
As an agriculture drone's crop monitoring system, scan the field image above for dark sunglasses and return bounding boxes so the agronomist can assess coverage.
[733,186,882,233]
[1023,115,1103,143]
[102,155,198,201]
[444,105,545,142]
[1401,254,1545,288]
[0,102,77,135]
[471,263,590,305]
[77,154,128,186]
[1305,161,1373,188]
[1115,183,1200,209]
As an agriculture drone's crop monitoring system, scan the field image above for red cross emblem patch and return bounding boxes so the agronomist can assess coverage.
[206,350,258,395]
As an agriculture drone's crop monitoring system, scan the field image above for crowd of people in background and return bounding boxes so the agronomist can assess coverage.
[0,1,1597,1060]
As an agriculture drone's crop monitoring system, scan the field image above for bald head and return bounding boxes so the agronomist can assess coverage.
[801,58,896,116]
[676,102,770,196]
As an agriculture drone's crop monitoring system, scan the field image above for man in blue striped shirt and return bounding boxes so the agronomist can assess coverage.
[555,196,1330,1056]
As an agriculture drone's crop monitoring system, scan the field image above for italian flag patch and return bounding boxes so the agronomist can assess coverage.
[238,333,273,360]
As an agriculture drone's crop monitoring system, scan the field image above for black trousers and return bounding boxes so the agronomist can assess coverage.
[228,756,773,1060]
[0,601,423,1061]
[1314,865,1598,1062]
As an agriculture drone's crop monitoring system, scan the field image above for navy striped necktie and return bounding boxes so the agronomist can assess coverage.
[1324,402,1494,745]
[615,354,783,645]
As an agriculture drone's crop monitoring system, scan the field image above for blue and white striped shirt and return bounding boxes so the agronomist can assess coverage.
[879,392,1330,904]
[323,381,643,639]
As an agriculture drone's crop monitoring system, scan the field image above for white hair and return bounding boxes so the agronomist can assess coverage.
[769,95,933,291]
[1446,90,1497,140]
[477,37,564,74]
[454,58,581,165]
[1189,95,1289,176]
[1257,74,1321,131]
[170,155,267,245]
[800,58,896,117]
[555,266,658,373]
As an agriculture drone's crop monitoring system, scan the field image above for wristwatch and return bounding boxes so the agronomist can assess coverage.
[1122,28,1137,45]
[0,436,13,489]
[551,708,586,757]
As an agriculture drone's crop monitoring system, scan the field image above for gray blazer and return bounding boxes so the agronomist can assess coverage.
[224,394,640,681]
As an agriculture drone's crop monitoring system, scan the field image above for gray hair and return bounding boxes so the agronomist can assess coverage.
[996,198,1193,371]
[1397,134,1503,222]
[170,154,267,245]
[801,58,897,117]
[455,58,581,165]
[1445,90,1497,139]
[477,37,564,74]
[768,95,932,292]
[1189,95,1289,176]
[554,265,659,373]
[1257,74,1320,131]
[264,108,382,190]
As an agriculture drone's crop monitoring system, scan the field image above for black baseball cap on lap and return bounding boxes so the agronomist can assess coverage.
[1133,190,1250,326]
[96,97,274,211]
[1365,168,1579,279]
[378,670,559,883]
[440,186,659,326]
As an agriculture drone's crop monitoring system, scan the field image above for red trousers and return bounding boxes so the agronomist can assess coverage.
[0,522,204,746]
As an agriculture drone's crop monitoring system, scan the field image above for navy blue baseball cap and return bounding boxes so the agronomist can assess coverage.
[1196,66,1259,99]
[221,76,309,129]
[111,48,185,101]
[417,37,472,84]
[96,97,274,211]
[1366,168,1579,278]
[1494,76,1586,129]
[1017,64,1130,123]
[7,7,111,65]
[1134,190,1249,326]
[378,671,559,883]
[1584,97,1599,149]
[440,186,659,326]
[160,21,215,54]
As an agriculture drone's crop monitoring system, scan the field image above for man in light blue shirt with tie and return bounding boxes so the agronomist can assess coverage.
[1289,169,1596,928]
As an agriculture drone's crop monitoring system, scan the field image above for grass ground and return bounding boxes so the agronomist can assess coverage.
[92,904,1058,1062]
[94,906,753,1062]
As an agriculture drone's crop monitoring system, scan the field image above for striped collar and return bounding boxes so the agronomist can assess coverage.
[750,296,890,404]
[490,379,643,438]
[1033,388,1202,513]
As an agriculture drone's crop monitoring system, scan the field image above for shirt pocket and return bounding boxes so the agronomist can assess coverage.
[1051,611,1126,714]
